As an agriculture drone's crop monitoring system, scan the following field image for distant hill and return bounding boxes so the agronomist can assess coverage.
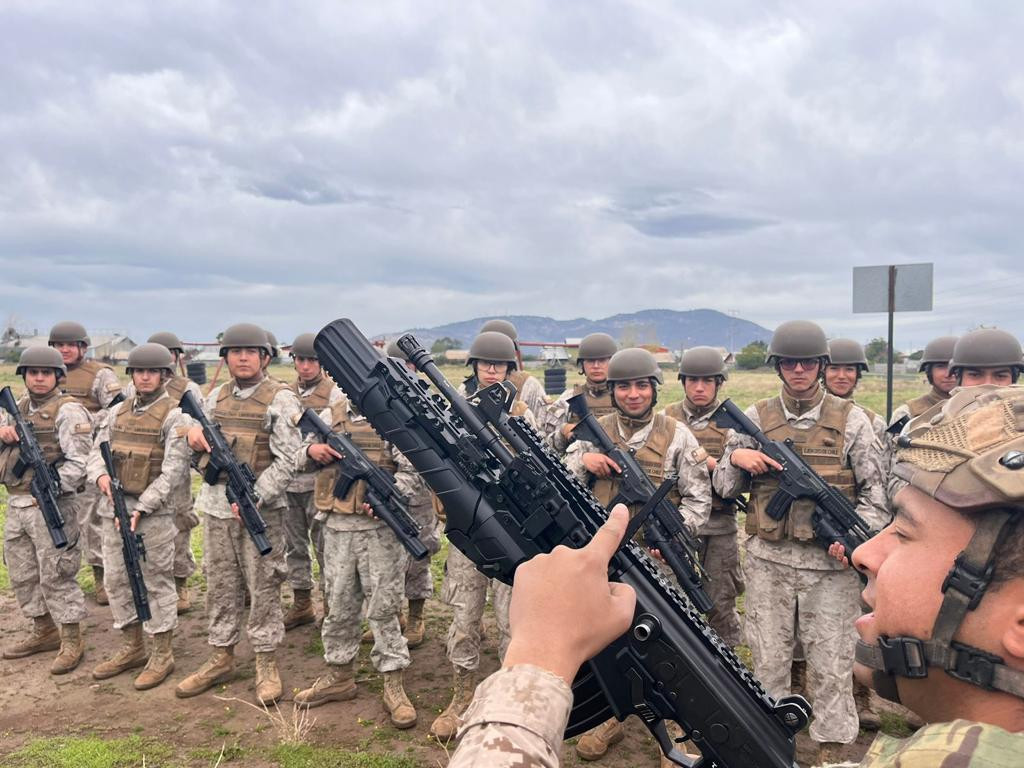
[389,309,772,353]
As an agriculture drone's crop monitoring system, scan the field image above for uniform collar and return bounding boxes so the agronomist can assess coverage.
[781,384,824,416]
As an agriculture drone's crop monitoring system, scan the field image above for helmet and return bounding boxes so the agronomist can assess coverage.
[147,331,184,354]
[126,343,174,374]
[606,348,664,385]
[290,333,317,359]
[16,346,67,378]
[48,321,89,346]
[219,323,272,357]
[576,333,617,361]
[480,319,518,342]
[265,330,280,358]
[827,339,868,371]
[948,329,1023,377]
[678,346,728,381]
[386,339,408,361]
[467,332,517,369]
[917,335,958,372]
[765,321,829,365]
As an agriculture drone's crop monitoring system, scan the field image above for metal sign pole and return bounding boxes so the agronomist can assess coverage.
[886,266,896,421]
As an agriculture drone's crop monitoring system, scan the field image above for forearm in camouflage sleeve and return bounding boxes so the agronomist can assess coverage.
[391,445,425,499]
[85,414,113,485]
[93,367,123,409]
[563,438,594,483]
[844,414,891,530]
[713,430,758,498]
[672,441,712,535]
[55,404,93,491]
[253,390,302,501]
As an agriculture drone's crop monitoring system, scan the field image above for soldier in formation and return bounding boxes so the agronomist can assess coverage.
[543,332,618,454]
[473,319,549,424]
[824,339,887,439]
[886,335,958,434]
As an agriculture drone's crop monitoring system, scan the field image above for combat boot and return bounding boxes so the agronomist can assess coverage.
[92,622,147,680]
[382,670,417,729]
[430,667,476,741]
[93,565,109,605]
[575,718,625,761]
[854,680,881,731]
[175,646,235,698]
[255,652,282,705]
[817,742,846,764]
[404,599,426,649]
[283,588,316,630]
[294,662,357,708]
[134,630,174,690]
[3,614,60,659]
[175,577,192,614]
[50,623,84,675]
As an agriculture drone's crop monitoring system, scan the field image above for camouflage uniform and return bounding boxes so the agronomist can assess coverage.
[1,391,91,626]
[194,378,301,652]
[304,398,422,672]
[465,370,549,426]
[714,388,889,745]
[86,391,192,633]
[541,381,616,455]
[404,489,441,601]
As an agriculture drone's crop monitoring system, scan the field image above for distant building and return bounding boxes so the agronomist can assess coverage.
[444,349,469,364]
[89,334,136,363]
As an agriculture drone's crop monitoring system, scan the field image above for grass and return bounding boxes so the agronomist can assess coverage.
[269,744,421,768]
[5,734,174,768]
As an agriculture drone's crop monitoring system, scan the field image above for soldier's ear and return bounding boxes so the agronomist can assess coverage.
[1001,588,1024,662]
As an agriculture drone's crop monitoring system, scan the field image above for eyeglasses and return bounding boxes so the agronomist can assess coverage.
[478,361,509,372]
[778,358,820,371]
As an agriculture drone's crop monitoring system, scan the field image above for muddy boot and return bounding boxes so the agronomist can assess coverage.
[404,599,426,649]
[575,718,625,761]
[93,566,109,606]
[3,614,60,659]
[175,577,192,614]
[255,652,282,705]
[51,623,84,675]
[430,667,476,740]
[790,658,807,697]
[295,662,357,708]
[92,622,147,680]
[175,646,235,698]
[283,588,316,630]
[382,670,417,729]
[135,630,175,690]
[854,679,881,731]
[817,742,845,765]
[897,703,925,731]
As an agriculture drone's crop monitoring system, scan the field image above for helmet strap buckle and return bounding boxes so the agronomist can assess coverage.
[877,636,928,679]
[941,552,994,611]
[948,642,1001,689]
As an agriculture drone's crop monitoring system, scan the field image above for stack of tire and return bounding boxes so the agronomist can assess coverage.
[186,361,207,385]
[543,367,567,396]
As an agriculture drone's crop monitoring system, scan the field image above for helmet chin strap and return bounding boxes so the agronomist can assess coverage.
[856,510,1024,704]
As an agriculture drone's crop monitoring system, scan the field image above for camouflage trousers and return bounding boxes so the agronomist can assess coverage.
[742,552,861,744]
[172,505,199,580]
[204,507,287,653]
[404,497,441,601]
[283,490,325,592]
[100,512,178,634]
[321,525,410,672]
[3,498,87,625]
[77,482,105,568]
[698,532,743,647]
[442,547,511,672]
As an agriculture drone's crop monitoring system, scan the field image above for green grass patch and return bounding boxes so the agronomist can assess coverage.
[269,744,421,768]
[879,710,915,738]
[6,734,174,768]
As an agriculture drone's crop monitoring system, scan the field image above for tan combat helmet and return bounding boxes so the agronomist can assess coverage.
[576,332,617,374]
[467,331,517,371]
[126,343,175,375]
[678,346,728,382]
[147,331,185,355]
[857,385,1024,703]
[219,323,272,357]
[386,339,408,361]
[765,321,830,366]
[606,348,664,385]
[264,330,280,360]
[948,328,1024,382]
[918,335,958,373]
[480,318,518,342]
[290,333,317,360]
[827,339,868,371]
[16,346,67,378]
[48,321,90,347]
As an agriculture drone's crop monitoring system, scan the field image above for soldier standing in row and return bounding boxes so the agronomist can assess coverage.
[474,319,549,424]
[281,333,337,630]
[663,346,743,649]
[87,343,192,690]
[825,339,887,439]
[48,320,123,605]
[542,332,618,454]
[713,320,888,764]
[175,323,301,705]
[0,347,92,674]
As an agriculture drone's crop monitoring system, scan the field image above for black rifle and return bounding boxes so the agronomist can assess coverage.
[178,390,272,555]
[0,386,68,549]
[314,319,810,768]
[711,398,874,556]
[566,394,713,614]
[886,414,909,436]
[99,441,151,622]
[297,408,428,560]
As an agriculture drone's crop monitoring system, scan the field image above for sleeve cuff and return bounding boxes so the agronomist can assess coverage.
[458,664,573,746]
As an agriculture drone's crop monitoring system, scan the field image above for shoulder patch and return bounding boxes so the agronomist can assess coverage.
[106,383,122,393]
[691,447,709,465]
[73,422,93,435]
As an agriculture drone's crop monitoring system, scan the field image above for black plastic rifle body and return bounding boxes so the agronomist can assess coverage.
[100,441,151,622]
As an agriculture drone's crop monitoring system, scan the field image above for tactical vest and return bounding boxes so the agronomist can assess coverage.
[314,401,398,514]
[165,375,191,404]
[109,395,174,495]
[64,359,114,412]
[568,382,616,422]
[0,393,74,491]
[591,412,682,515]
[746,395,857,542]
[905,388,947,418]
[291,377,334,410]
[203,378,285,476]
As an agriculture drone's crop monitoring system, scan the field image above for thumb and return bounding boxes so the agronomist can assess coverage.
[607,583,637,629]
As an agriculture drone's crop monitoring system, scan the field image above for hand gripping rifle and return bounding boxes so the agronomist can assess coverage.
[297,408,428,560]
[99,441,151,622]
[711,398,874,557]
[178,390,272,556]
[0,386,68,549]
[314,319,810,768]
[566,394,713,614]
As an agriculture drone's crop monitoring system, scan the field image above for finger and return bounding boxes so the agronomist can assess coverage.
[606,458,621,474]
[327,447,344,460]
[588,505,629,563]
[764,455,784,471]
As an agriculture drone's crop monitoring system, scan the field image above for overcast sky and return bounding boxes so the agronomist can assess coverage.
[2,1,1022,351]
